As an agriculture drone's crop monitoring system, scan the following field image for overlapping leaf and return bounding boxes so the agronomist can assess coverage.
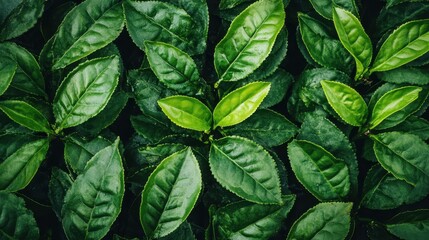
[386,209,429,240]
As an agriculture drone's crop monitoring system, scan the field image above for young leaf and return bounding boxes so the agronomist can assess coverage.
[287,202,353,240]
[333,7,372,80]
[209,136,282,204]
[0,138,49,192]
[371,132,429,186]
[62,139,124,240]
[214,0,285,83]
[214,195,296,239]
[213,82,271,128]
[0,192,39,239]
[53,56,120,132]
[369,86,421,129]
[48,0,124,69]
[0,100,52,133]
[371,19,429,73]
[386,209,429,240]
[158,95,212,132]
[288,140,351,201]
[321,80,368,126]
[48,168,73,219]
[0,61,16,96]
[140,147,202,238]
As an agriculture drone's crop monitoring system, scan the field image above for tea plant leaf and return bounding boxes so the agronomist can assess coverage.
[0,100,52,133]
[53,56,120,132]
[0,133,39,159]
[214,0,285,83]
[377,67,429,85]
[144,41,205,96]
[288,140,350,201]
[287,202,353,240]
[48,168,73,219]
[130,114,174,144]
[371,132,429,186]
[62,139,124,240]
[214,195,296,239]
[219,0,251,10]
[213,82,270,128]
[259,68,293,108]
[0,61,16,96]
[371,19,429,73]
[369,86,422,129]
[0,192,39,239]
[140,147,202,238]
[209,136,282,204]
[46,0,124,69]
[309,0,359,20]
[158,95,212,131]
[333,7,372,80]
[386,209,429,240]
[159,221,196,240]
[392,116,429,140]
[0,138,49,192]
[221,109,298,147]
[321,80,368,126]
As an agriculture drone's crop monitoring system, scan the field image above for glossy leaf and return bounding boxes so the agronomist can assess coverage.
[259,68,293,108]
[0,61,16,96]
[321,80,368,126]
[209,136,282,204]
[140,147,202,238]
[62,139,124,240]
[369,86,421,129]
[371,20,429,73]
[309,0,359,20]
[377,67,429,85]
[214,0,285,83]
[48,0,124,69]
[0,100,52,133]
[213,82,270,128]
[0,133,39,160]
[48,168,73,219]
[0,192,39,239]
[53,56,120,131]
[214,195,296,240]
[287,202,353,240]
[288,140,350,201]
[333,7,372,80]
[372,132,429,186]
[158,95,212,131]
[0,138,49,192]
[386,209,429,240]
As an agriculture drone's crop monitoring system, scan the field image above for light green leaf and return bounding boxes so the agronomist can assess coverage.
[309,0,359,20]
[0,192,39,239]
[333,7,372,80]
[140,147,202,238]
[0,61,16,96]
[321,80,368,126]
[48,0,124,69]
[369,86,421,129]
[213,82,271,128]
[62,139,124,240]
[287,202,353,240]
[158,95,212,131]
[0,138,49,192]
[386,209,429,240]
[371,132,429,186]
[371,19,429,73]
[53,56,120,132]
[214,0,285,83]
[0,100,52,133]
[48,168,73,219]
[209,136,282,204]
[288,140,350,201]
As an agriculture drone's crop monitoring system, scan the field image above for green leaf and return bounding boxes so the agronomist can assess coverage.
[219,0,252,10]
[53,56,120,131]
[392,116,429,140]
[287,202,353,240]
[62,139,124,240]
[371,132,429,186]
[288,140,350,201]
[158,95,212,131]
[159,221,196,240]
[377,67,429,85]
[259,68,293,108]
[214,195,296,240]
[213,82,271,128]
[386,209,429,240]
[130,114,175,145]
[0,0,44,41]
[144,41,205,96]
[321,80,368,126]
[209,136,282,204]
[47,0,124,69]
[333,7,372,80]
[48,168,73,219]
[371,19,429,73]
[0,192,39,239]
[221,109,298,147]
[140,147,202,238]
[0,100,52,133]
[0,138,49,192]
[0,61,16,96]
[309,0,359,20]
[369,86,422,129]
[214,0,285,83]
[0,133,39,160]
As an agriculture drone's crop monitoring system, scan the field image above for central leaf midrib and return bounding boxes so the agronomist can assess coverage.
[216,91,262,126]
[153,49,190,83]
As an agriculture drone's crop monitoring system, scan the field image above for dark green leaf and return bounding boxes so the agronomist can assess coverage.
[0,133,39,160]
[0,60,16,96]
[309,0,359,20]
[48,168,73,219]
[391,116,429,140]
[377,67,429,85]
[260,68,293,108]
[159,221,196,240]
[386,209,429,240]
[130,114,175,145]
